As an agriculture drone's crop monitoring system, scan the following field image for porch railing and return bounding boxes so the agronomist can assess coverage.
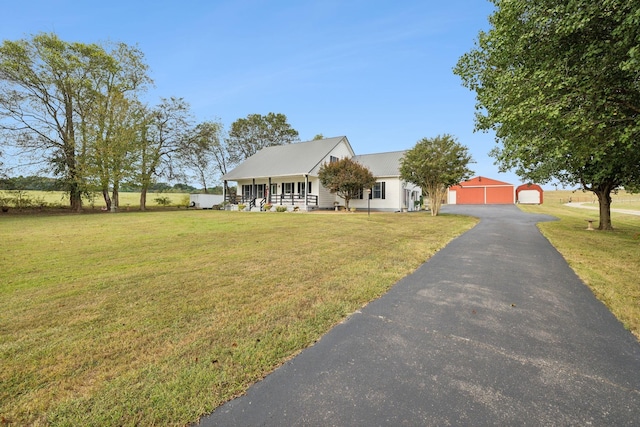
[225,193,318,206]
[275,194,318,206]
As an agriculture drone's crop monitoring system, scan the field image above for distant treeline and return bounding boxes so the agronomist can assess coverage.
[0,176,225,194]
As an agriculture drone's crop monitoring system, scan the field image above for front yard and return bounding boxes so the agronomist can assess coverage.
[0,210,476,426]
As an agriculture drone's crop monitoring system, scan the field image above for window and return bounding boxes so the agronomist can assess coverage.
[242,184,266,199]
[270,183,277,196]
[283,182,294,194]
[297,182,312,196]
[330,156,338,163]
[242,185,252,200]
[372,182,386,199]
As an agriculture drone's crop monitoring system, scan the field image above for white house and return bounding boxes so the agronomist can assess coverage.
[221,136,421,212]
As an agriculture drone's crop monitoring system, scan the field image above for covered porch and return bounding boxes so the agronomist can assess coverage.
[224,176,319,211]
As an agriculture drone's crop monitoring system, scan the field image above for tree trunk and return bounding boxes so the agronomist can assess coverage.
[427,185,446,216]
[102,189,112,211]
[139,187,147,211]
[69,183,83,212]
[111,185,119,213]
[593,186,614,230]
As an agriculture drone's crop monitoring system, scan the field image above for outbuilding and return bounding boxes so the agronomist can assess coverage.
[448,176,515,205]
[516,183,544,204]
[189,194,224,209]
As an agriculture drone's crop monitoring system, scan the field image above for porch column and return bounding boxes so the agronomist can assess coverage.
[252,178,256,201]
[305,175,309,206]
[268,177,272,203]
[223,180,227,205]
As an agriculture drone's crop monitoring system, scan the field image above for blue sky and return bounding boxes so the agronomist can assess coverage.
[3,0,530,187]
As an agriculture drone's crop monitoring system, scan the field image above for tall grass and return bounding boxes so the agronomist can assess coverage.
[0,210,476,426]
[0,190,189,210]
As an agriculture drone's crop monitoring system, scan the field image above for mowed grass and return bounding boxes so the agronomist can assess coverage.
[519,196,640,340]
[0,210,477,426]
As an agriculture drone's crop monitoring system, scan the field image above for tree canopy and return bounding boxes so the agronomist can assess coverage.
[318,157,376,209]
[178,119,226,194]
[0,34,305,212]
[226,113,299,163]
[0,33,152,211]
[454,0,640,230]
[400,135,474,216]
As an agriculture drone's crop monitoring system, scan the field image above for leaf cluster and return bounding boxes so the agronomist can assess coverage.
[318,157,376,208]
[226,112,299,163]
[454,0,640,192]
[400,134,473,215]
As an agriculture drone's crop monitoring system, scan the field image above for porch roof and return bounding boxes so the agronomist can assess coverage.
[354,150,406,177]
[223,136,351,181]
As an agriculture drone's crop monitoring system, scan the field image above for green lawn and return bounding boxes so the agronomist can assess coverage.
[0,209,477,426]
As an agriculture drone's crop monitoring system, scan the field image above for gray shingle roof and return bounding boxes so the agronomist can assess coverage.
[354,151,406,177]
[222,136,352,181]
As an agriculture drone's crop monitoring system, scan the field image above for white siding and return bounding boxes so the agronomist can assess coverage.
[346,177,421,212]
[309,140,355,175]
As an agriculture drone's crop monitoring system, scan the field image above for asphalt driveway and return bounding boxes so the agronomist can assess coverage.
[199,205,640,426]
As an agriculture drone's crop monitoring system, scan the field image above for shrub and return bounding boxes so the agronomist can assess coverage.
[238,203,246,211]
[276,206,287,212]
[154,196,171,206]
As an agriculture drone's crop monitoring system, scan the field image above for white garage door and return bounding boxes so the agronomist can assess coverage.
[518,190,540,204]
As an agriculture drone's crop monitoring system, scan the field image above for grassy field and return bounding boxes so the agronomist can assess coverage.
[0,190,190,210]
[0,209,477,426]
[540,188,640,208]
[519,196,640,340]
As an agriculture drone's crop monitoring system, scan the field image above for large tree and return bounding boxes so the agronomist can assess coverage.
[454,0,640,230]
[400,135,474,216]
[179,119,226,193]
[226,112,299,163]
[0,33,150,212]
[88,95,142,212]
[318,157,376,210]
[136,97,193,210]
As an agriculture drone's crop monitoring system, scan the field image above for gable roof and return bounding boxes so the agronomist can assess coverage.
[353,150,406,177]
[454,176,513,187]
[222,136,353,181]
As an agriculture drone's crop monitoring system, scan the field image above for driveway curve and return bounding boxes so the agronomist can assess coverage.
[199,205,640,426]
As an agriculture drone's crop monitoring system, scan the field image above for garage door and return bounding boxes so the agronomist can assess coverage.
[456,187,485,204]
[486,187,515,204]
[518,189,540,204]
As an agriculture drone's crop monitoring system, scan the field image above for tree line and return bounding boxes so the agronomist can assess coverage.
[0,33,299,212]
[0,175,207,193]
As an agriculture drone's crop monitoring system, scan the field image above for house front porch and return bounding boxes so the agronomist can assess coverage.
[224,193,319,211]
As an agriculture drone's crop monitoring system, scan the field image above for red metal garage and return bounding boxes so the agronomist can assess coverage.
[448,176,515,205]
[516,183,544,204]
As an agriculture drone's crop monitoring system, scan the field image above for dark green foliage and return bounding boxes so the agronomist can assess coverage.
[226,113,299,163]
[318,157,376,209]
[400,135,473,216]
[455,0,640,229]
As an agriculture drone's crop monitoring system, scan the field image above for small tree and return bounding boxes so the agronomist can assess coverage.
[318,157,376,210]
[400,135,473,216]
